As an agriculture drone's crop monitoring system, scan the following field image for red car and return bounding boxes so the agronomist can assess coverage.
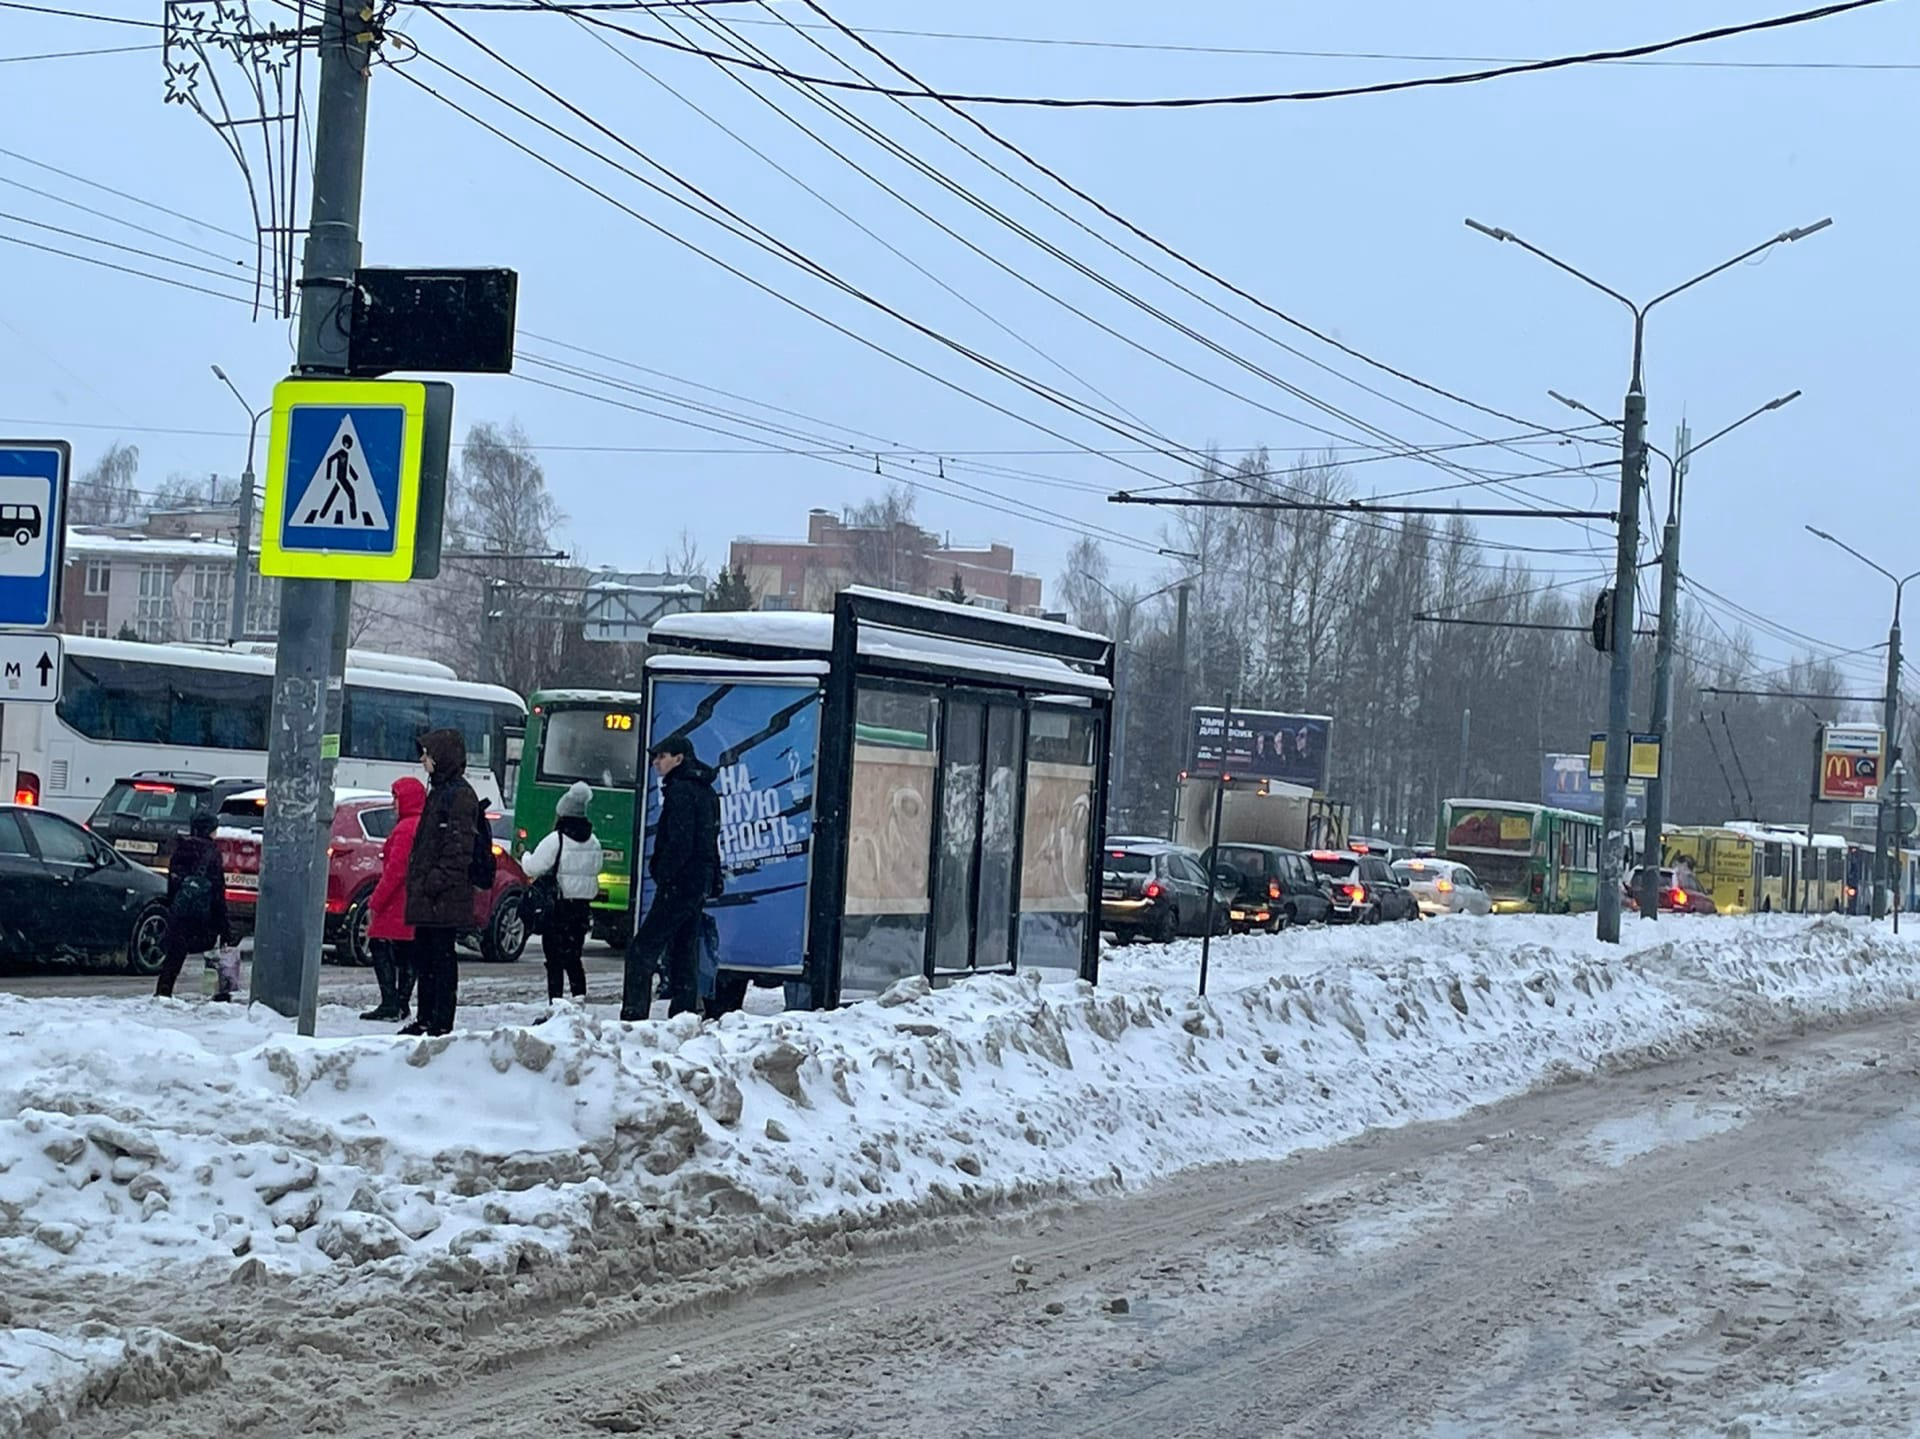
[1623,866,1717,916]
[214,789,530,964]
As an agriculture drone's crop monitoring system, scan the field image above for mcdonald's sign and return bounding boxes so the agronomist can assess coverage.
[1818,723,1884,803]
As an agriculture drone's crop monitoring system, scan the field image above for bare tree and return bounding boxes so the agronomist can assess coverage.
[453,420,567,693]
[70,442,140,524]
[148,471,240,511]
[845,485,931,594]
[1055,535,1112,633]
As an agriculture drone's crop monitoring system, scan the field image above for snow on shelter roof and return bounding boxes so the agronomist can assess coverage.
[649,599,1110,695]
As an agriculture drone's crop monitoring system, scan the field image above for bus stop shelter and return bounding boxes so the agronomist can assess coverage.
[645,588,1114,1007]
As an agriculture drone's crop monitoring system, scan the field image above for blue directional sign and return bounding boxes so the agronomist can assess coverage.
[0,440,69,630]
[260,378,426,581]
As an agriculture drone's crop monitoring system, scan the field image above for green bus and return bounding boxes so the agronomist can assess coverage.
[512,689,646,945]
[1436,799,1603,913]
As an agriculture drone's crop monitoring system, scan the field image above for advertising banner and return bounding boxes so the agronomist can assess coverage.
[1188,707,1331,791]
[1818,723,1883,803]
[644,677,820,973]
[1541,752,1644,817]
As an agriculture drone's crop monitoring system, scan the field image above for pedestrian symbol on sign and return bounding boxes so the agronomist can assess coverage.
[290,415,389,530]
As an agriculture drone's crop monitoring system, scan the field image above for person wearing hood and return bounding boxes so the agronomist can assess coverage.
[361,775,424,1023]
[522,780,605,1011]
[622,734,722,1020]
[156,809,233,999]
[404,728,486,1036]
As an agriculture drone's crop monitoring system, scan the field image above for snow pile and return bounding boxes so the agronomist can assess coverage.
[0,1325,222,1436]
[2,916,1918,1313]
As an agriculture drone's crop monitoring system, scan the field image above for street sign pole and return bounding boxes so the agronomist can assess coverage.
[253,0,372,1033]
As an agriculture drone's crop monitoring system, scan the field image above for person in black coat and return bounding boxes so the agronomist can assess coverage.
[621,734,721,1020]
[404,727,485,1036]
[156,809,232,999]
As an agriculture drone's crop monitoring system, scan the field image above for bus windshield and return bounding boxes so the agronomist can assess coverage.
[538,708,643,788]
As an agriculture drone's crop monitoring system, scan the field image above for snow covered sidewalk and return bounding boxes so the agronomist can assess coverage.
[4,915,1920,1429]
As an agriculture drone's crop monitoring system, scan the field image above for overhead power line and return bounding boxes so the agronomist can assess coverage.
[448,0,1892,107]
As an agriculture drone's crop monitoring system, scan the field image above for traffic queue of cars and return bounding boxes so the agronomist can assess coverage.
[1100,838,1500,943]
[0,768,532,975]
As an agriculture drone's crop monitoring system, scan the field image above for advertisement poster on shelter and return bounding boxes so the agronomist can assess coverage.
[1540,753,1643,818]
[644,677,820,973]
[1188,707,1332,791]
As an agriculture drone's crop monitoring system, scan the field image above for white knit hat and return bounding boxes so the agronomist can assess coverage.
[556,780,593,818]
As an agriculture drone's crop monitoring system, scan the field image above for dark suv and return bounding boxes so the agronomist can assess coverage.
[1306,850,1420,924]
[1205,843,1333,932]
[87,772,264,870]
[1100,842,1232,944]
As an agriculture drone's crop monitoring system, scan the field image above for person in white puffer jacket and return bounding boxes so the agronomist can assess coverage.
[522,781,606,1010]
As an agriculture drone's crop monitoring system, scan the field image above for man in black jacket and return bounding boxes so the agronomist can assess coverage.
[621,734,722,1020]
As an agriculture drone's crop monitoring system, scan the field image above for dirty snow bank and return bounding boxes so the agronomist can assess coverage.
[2,918,1917,1327]
[0,1324,222,1436]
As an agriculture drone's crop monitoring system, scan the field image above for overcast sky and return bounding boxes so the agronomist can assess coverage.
[3,0,1913,689]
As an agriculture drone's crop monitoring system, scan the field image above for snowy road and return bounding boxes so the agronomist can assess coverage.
[92,1008,1920,1439]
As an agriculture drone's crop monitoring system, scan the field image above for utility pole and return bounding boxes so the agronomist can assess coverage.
[1458,707,1471,796]
[1877,611,1901,920]
[1110,602,1133,828]
[1894,760,1909,932]
[1468,215,1831,943]
[1638,421,1688,920]
[1170,579,1190,840]
[250,0,372,1031]
[1805,723,1821,911]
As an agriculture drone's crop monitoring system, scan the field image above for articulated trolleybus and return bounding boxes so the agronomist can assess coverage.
[1,636,525,820]
[1437,799,1603,913]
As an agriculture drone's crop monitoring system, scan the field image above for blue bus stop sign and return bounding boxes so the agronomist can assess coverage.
[0,440,69,630]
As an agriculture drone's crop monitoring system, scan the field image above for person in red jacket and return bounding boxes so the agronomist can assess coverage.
[361,775,425,1022]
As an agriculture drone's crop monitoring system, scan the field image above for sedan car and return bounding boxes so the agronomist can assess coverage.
[87,771,263,870]
[1204,843,1333,932]
[0,803,170,972]
[1392,858,1494,918]
[1624,866,1717,915]
[1306,851,1420,923]
[215,790,531,963]
[1101,842,1234,944]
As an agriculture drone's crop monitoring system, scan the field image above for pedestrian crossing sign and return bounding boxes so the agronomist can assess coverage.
[261,378,426,580]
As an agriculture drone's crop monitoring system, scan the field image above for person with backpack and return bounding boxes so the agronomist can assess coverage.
[621,735,722,1021]
[520,780,605,1014]
[403,728,492,1036]
[155,809,233,1000]
[360,776,424,1023]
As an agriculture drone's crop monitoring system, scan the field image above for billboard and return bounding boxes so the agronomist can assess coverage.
[644,677,821,974]
[1818,724,1883,803]
[1188,708,1331,791]
[1541,753,1644,817]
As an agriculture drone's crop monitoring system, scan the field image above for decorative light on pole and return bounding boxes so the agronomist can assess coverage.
[210,365,270,644]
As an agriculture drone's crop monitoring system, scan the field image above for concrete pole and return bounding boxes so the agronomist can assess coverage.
[251,0,371,1031]
[1874,609,1901,919]
[1169,580,1190,840]
[1638,428,1688,921]
[1109,602,1132,830]
[1597,338,1647,945]
[229,466,254,643]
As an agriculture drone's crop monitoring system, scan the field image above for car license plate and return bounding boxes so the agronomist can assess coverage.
[115,839,159,856]
[228,873,260,891]
[1102,888,1124,900]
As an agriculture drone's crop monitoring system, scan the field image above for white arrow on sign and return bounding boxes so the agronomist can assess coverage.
[0,632,62,704]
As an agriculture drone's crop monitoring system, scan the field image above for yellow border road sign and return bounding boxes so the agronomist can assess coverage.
[260,378,426,581]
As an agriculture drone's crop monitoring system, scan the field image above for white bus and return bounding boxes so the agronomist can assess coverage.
[2,636,524,821]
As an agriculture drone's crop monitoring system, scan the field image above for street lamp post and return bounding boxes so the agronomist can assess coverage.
[1803,526,1920,920]
[1081,568,1193,831]
[1467,216,1831,942]
[210,365,270,644]
[1551,388,1801,920]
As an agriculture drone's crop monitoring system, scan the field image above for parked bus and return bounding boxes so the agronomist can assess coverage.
[1660,826,1758,913]
[1436,799,1603,913]
[1720,822,1849,913]
[511,689,646,947]
[2,636,524,820]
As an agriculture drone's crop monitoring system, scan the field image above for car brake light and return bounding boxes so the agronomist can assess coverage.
[131,782,176,794]
[1435,878,1454,893]
[1344,883,1366,903]
[492,843,505,857]
[1349,842,1370,854]
[1671,888,1687,907]
[1144,881,1163,900]
[1268,879,1281,900]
